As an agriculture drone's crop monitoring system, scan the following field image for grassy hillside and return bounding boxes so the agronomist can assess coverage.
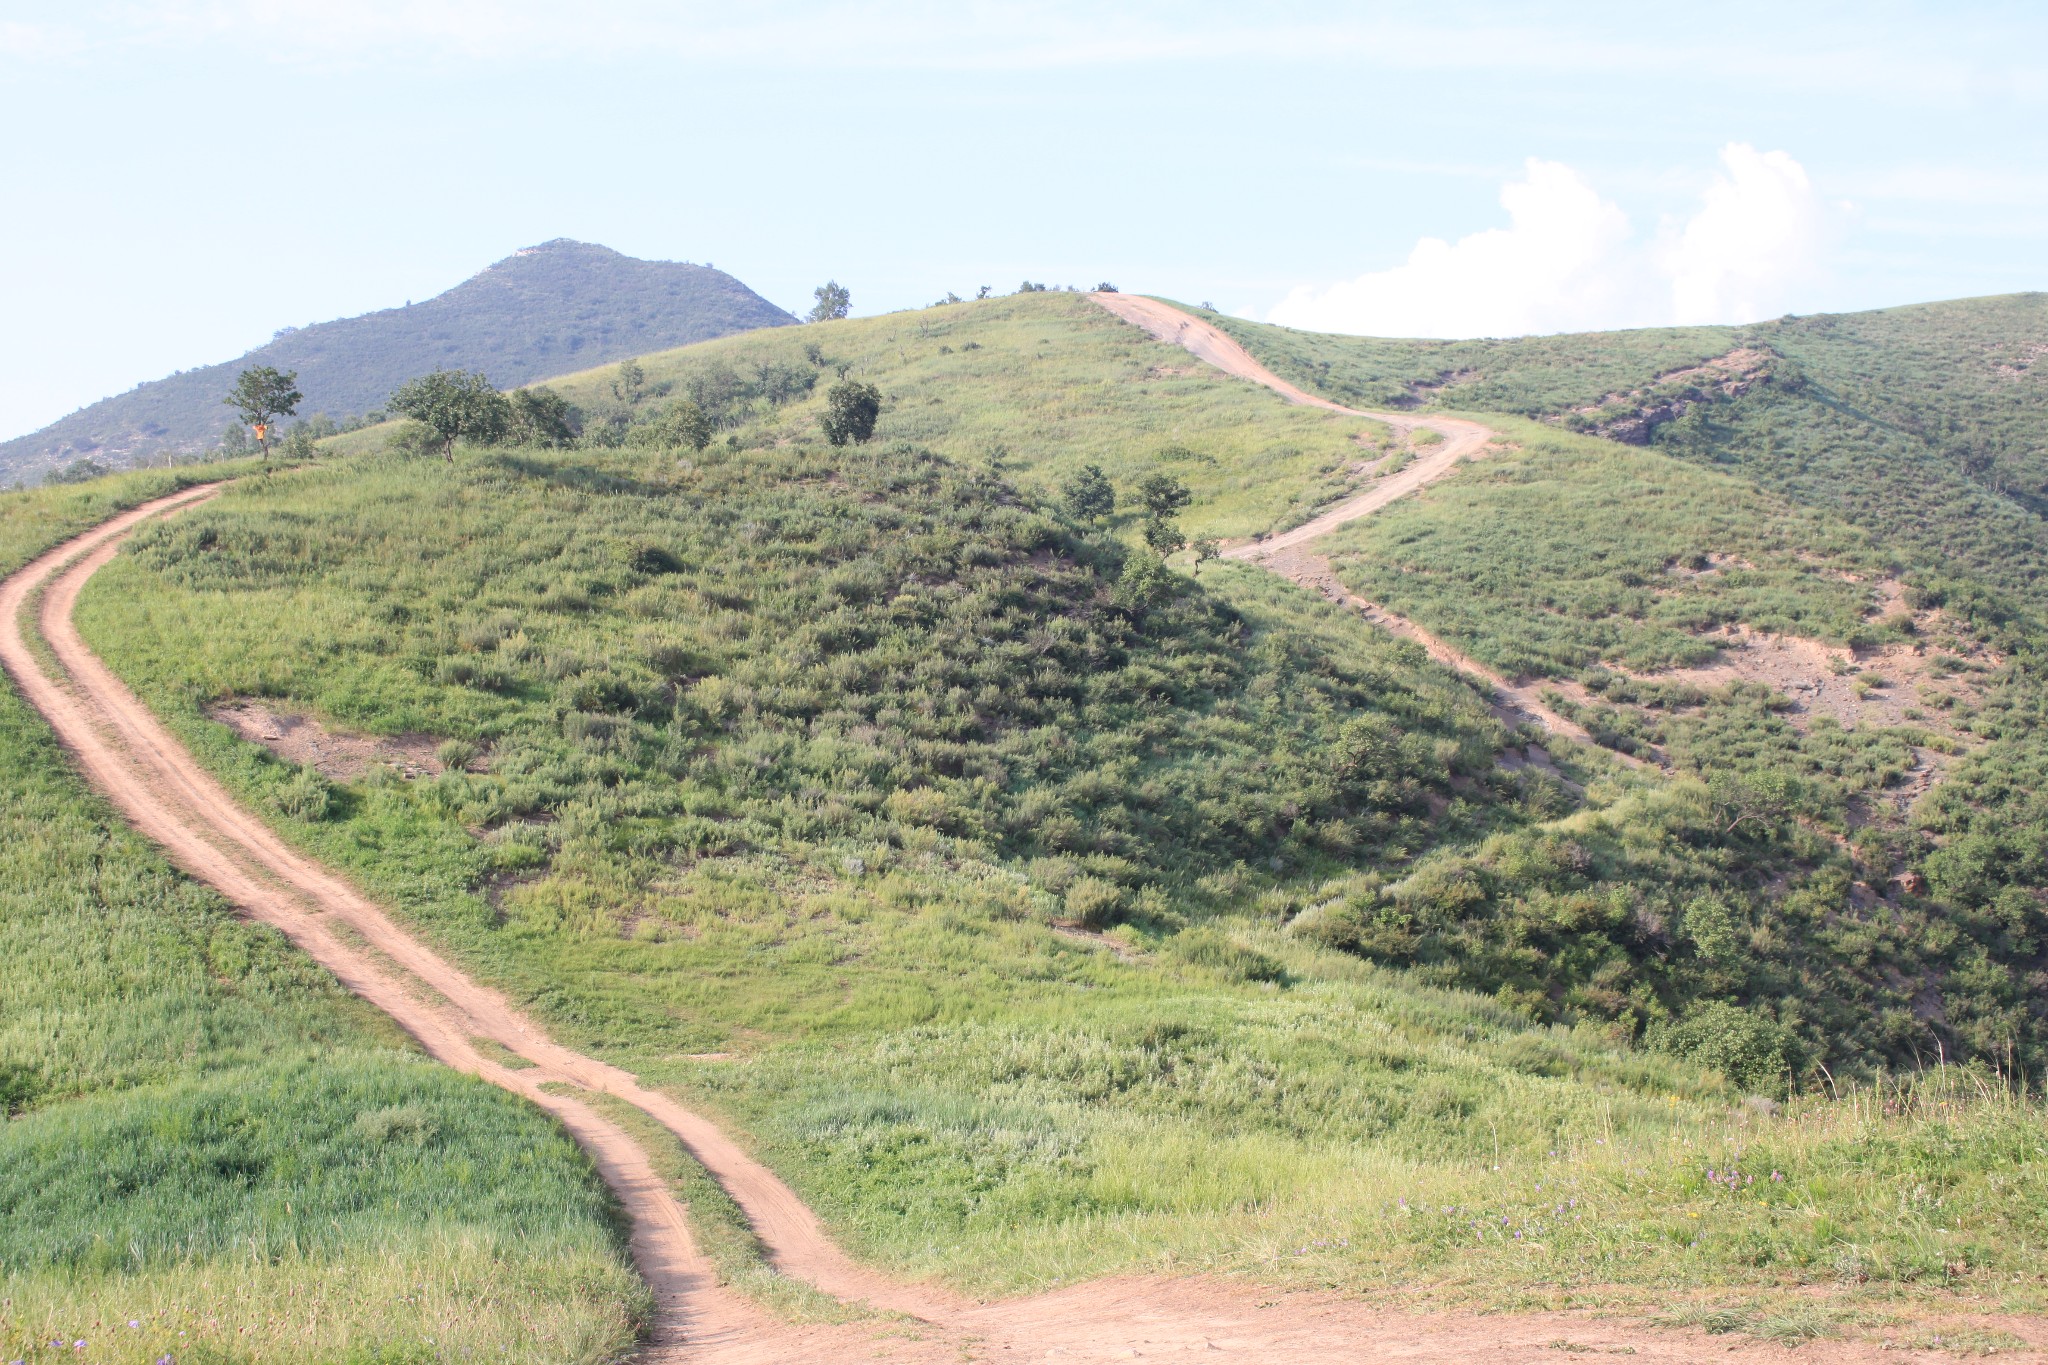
[0,240,795,483]
[1204,294,2048,618]
[0,472,645,1364]
[60,293,2048,1333]
[1208,297,2048,1077]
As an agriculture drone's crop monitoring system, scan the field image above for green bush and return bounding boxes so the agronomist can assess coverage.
[1167,927,1283,983]
[1650,1002,1796,1095]
[1063,876,1125,929]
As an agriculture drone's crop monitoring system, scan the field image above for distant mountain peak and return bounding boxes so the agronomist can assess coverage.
[2,243,795,479]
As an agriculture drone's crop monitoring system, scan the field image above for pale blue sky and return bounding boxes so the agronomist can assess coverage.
[3,1,2044,439]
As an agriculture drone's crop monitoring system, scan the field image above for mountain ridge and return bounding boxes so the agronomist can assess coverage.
[0,239,795,481]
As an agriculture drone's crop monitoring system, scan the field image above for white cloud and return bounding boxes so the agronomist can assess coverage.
[1268,159,1639,337]
[1665,144,1828,326]
[0,20,84,56]
[1268,144,1834,338]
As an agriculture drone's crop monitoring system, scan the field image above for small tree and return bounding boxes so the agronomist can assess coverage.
[508,387,580,446]
[612,358,646,404]
[820,380,881,446]
[1191,536,1219,572]
[1063,463,1115,523]
[1142,516,1186,555]
[1110,551,1175,618]
[808,280,851,323]
[1709,769,1805,836]
[1135,472,1191,521]
[389,369,511,461]
[650,397,713,453]
[223,366,302,456]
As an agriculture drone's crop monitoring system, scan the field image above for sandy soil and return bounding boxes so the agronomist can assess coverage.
[6,497,2037,1360]
[1613,605,1993,738]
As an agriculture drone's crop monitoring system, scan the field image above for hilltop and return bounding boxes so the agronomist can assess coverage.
[0,240,794,482]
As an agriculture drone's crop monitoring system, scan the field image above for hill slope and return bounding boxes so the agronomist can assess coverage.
[0,239,795,482]
[1204,294,2048,1067]
[10,293,2048,1352]
[1203,292,2048,612]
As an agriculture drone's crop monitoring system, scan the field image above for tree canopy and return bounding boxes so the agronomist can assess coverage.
[1062,464,1115,523]
[507,387,580,447]
[389,370,510,461]
[807,281,851,323]
[820,380,882,447]
[223,366,302,453]
[649,398,714,453]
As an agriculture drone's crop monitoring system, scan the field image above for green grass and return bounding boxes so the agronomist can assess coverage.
[38,291,2048,1341]
[454,291,1399,542]
[1209,297,2048,1079]
[0,475,646,1365]
[685,1009,2048,1313]
[1317,416,1889,676]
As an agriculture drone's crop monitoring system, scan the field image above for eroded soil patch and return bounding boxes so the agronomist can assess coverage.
[1611,586,1997,735]
[210,699,453,780]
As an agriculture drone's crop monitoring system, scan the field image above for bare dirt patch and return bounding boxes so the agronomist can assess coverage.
[209,699,454,780]
[1994,342,2048,379]
[1611,587,1997,735]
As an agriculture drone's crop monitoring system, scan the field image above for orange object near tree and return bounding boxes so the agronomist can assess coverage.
[224,366,301,457]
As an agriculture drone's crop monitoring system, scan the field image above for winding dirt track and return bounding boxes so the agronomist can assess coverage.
[0,488,955,1365]
[1090,294,1607,748]
[0,388,1973,1362]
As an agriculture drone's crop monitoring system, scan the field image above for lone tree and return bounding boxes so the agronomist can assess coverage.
[611,358,646,404]
[807,280,851,323]
[1141,515,1186,555]
[1062,463,1115,523]
[223,366,301,457]
[389,369,510,460]
[820,380,881,446]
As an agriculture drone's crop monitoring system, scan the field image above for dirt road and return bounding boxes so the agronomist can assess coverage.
[0,487,952,1365]
[3,487,2023,1361]
[1090,293,1607,750]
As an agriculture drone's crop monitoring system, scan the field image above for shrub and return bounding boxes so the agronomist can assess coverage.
[821,380,882,446]
[1110,552,1175,617]
[560,671,642,715]
[1650,1002,1795,1094]
[1063,876,1125,929]
[271,764,334,822]
[1167,927,1283,984]
[436,739,479,771]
